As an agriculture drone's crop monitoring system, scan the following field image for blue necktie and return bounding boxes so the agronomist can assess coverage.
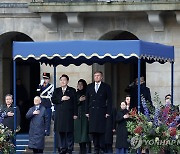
[35,106,39,111]
[95,83,99,93]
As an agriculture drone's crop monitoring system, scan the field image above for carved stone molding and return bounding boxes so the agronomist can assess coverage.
[175,11,180,25]
[66,13,84,33]
[147,11,164,32]
[40,13,57,32]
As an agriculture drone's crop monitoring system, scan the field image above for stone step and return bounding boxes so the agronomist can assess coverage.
[23,120,117,153]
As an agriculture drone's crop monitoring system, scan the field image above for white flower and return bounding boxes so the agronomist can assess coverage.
[148,122,153,127]
[1,129,4,133]
[0,137,4,141]
[155,127,159,133]
[175,135,178,139]
[155,137,159,142]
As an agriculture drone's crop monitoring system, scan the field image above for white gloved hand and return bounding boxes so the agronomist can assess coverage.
[51,105,55,112]
[40,79,44,86]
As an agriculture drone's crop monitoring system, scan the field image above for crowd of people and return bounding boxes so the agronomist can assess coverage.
[0,71,179,154]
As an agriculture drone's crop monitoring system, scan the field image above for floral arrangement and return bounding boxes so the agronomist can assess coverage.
[127,92,180,153]
[0,109,15,153]
[0,108,6,124]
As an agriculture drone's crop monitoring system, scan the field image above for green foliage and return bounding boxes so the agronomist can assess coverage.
[0,124,15,153]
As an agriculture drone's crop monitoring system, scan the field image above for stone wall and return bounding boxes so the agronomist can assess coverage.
[1,0,31,2]
[41,64,92,89]
[0,2,179,106]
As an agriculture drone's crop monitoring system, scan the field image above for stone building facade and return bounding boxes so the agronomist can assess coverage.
[0,0,180,107]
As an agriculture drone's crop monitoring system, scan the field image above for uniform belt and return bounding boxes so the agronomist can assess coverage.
[40,96,51,99]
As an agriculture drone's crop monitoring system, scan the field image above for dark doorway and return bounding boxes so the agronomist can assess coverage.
[0,32,40,133]
[99,31,146,107]
[16,61,40,133]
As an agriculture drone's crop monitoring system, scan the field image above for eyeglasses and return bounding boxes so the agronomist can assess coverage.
[165,97,171,100]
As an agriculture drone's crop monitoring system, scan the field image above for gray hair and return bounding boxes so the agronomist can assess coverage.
[5,94,13,100]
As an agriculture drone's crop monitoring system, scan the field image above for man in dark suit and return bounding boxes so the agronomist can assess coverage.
[52,74,78,154]
[85,71,112,154]
[2,94,21,131]
[129,77,152,113]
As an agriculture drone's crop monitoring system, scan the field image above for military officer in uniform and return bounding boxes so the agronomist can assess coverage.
[37,72,54,136]
[85,71,112,154]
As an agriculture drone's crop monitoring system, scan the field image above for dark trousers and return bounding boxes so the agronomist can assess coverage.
[59,132,74,153]
[79,142,87,154]
[116,148,128,154]
[33,149,43,154]
[92,133,105,153]
[79,142,92,154]
[46,107,52,135]
[87,141,92,153]
[105,144,113,153]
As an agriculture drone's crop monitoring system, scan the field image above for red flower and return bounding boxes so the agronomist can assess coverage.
[129,108,137,117]
[168,113,177,124]
[134,126,143,134]
[169,127,176,136]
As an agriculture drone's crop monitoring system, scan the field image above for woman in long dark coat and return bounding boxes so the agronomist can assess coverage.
[26,96,48,153]
[115,101,129,154]
[74,79,90,154]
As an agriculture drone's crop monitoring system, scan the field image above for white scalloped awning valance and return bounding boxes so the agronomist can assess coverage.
[13,40,174,66]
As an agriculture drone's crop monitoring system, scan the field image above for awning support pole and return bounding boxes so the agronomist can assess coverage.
[13,60,17,149]
[138,58,141,114]
[53,66,57,154]
[171,62,174,105]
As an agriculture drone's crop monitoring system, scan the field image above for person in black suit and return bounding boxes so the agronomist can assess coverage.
[129,77,152,113]
[85,71,112,154]
[2,94,21,132]
[52,74,78,154]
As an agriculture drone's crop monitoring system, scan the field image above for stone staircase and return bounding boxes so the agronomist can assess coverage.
[23,135,55,154]
[16,134,29,154]
[23,135,82,153]
[20,120,117,154]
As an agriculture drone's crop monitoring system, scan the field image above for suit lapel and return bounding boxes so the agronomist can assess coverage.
[63,86,69,95]
[93,83,96,93]
[97,82,103,93]
[92,82,97,94]
[59,87,64,96]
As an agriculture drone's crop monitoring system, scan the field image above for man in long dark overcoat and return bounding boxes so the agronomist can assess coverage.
[26,96,48,153]
[129,77,152,112]
[85,71,112,154]
[52,74,78,154]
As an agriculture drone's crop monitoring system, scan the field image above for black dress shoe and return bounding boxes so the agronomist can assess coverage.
[99,149,104,154]
[67,149,72,154]
[59,148,67,154]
